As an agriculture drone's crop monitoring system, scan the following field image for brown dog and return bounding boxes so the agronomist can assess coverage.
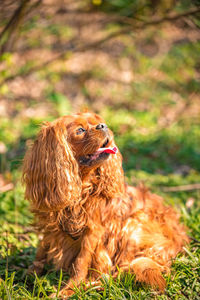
[23,112,188,296]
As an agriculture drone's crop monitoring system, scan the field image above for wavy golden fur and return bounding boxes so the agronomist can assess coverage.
[22,112,189,296]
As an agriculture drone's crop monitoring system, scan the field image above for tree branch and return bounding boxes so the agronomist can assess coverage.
[162,183,200,192]
[1,6,200,84]
[0,0,31,54]
[109,6,200,27]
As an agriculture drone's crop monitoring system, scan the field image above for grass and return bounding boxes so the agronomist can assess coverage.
[0,1,200,298]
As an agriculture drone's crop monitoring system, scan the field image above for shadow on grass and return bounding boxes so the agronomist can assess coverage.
[0,245,70,297]
[118,131,200,174]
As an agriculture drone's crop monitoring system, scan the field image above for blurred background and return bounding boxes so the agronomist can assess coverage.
[0,0,200,298]
[0,0,200,174]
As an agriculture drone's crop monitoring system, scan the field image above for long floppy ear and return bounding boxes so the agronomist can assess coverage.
[99,141,125,197]
[22,121,81,211]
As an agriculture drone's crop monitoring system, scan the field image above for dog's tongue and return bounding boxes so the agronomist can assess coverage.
[97,146,118,155]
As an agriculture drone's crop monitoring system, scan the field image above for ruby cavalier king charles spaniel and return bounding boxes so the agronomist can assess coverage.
[23,112,189,297]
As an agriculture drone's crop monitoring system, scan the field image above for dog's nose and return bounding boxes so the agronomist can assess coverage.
[96,123,108,130]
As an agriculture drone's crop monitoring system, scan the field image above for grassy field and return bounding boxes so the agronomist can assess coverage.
[1,105,200,299]
[0,0,200,299]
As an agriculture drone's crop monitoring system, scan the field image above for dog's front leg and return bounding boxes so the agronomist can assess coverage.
[59,228,101,297]
[72,228,99,281]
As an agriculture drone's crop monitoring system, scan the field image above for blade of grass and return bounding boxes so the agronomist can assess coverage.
[56,268,63,298]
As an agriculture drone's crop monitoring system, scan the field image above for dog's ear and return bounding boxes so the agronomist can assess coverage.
[22,121,81,211]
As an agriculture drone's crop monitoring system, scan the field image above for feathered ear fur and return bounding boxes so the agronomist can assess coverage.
[22,121,81,211]
[99,145,125,197]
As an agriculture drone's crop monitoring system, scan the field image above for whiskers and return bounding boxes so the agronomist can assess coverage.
[82,134,101,156]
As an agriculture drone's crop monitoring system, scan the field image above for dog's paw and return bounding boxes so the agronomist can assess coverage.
[131,257,166,291]
[50,288,74,299]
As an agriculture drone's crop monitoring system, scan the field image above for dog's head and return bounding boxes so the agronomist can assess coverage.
[66,112,117,168]
[22,112,121,211]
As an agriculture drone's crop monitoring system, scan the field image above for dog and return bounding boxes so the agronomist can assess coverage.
[22,112,189,296]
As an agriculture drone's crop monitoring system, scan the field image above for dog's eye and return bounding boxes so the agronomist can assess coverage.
[76,128,86,135]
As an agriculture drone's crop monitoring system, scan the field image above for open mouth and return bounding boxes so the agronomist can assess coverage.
[79,138,118,166]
